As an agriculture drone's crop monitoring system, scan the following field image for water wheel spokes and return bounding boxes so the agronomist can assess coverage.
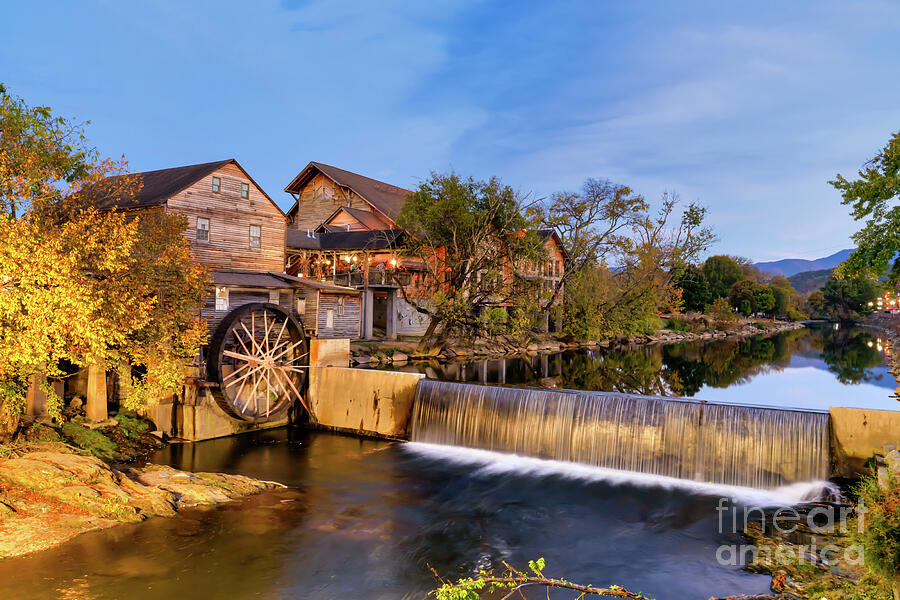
[208,303,310,423]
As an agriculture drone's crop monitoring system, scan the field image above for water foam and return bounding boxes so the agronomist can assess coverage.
[403,441,837,506]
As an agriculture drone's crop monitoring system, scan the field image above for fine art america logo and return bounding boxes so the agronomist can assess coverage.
[714,497,865,566]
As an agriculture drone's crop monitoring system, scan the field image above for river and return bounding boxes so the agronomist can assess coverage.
[0,324,893,600]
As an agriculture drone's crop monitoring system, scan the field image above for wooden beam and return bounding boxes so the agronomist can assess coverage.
[86,364,108,421]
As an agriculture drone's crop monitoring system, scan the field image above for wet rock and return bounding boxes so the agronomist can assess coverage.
[391,351,409,363]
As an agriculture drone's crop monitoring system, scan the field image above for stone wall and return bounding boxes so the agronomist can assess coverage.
[307,367,423,438]
[830,406,900,477]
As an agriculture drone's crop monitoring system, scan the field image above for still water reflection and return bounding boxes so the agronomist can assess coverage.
[377,325,899,410]
[0,429,772,600]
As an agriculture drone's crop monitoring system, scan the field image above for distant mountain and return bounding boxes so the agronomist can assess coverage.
[788,268,834,294]
[753,249,853,277]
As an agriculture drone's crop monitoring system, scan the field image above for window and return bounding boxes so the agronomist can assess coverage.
[296,298,306,314]
[338,296,345,316]
[325,309,334,329]
[241,183,249,199]
[249,225,261,249]
[212,177,221,193]
[215,286,229,311]
[268,290,280,304]
[196,217,210,242]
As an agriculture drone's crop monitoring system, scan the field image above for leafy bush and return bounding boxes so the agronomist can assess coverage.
[707,298,739,331]
[784,306,807,321]
[855,473,900,585]
[479,307,509,338]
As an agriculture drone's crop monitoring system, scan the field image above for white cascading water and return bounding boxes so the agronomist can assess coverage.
[410,380,831,490]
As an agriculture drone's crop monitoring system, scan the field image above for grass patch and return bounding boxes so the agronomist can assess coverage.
[60,422,117,461]
[115,413,149,439]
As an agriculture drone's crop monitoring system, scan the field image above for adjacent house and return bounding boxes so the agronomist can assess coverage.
[283,162,430,339]
[93,159,361,339]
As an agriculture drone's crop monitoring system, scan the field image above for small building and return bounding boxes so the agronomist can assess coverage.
[283,162,429,339]
[278,273,362,339]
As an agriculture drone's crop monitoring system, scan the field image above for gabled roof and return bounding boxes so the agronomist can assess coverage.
[538,228,568,259]
[321,205,392,231]
[286,228,405,251]
[284,161,411,223]
[89,159,285,217]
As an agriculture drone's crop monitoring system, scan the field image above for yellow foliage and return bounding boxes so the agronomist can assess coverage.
[0,84,209,421]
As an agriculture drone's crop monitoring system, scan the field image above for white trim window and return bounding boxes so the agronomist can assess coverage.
[196,217,210,242]
[338,296,345,316]
[215,286,229,311]
[249,225,261,249]
[212,176,221,193]
[241,182,249,199]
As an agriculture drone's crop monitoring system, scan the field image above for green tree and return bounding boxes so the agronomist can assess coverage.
[830,130,900,283]
[729,279,757,315]
[729,280,775,316]
[674,264,710,312]
[767,274,798,317]
[394,172,546,347]
[751,284,776,315]
[806,289,827,318]
[0,84,209,438]
[703,255,744,299]
[821,276,880,323]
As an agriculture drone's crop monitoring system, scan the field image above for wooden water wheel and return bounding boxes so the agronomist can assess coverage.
[207,303,310,423]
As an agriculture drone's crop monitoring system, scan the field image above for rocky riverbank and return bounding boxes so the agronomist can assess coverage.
[0,415,283,560]
[0,449,281,559]
[351,319,806,366]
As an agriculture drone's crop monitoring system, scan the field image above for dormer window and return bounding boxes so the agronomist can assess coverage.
[196,217,210,242]
[240,183,249,199]
[212,177,221,193]
[249,224,261,249]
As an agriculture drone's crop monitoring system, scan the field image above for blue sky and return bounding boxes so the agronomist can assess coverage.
[3,1,899,261]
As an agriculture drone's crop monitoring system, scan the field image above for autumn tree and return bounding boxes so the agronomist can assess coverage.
[393,172,546,347]
[0,84,209,438]
[551,190,715,340]
[525,179,648,322]
[830,130,900,283]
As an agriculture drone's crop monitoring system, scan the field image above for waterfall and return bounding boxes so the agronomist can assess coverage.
[410,380,830,489]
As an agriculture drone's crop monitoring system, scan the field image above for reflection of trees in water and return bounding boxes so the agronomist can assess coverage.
[818,328,885,384]
[557,329,814,397]
[423,325,891,396]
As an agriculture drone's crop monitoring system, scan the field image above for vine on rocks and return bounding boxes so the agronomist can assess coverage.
[429,558,652,600]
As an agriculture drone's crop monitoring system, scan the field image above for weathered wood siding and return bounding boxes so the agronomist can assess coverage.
[316,292,361,339]
[290,173,379,231]
[201,287,294,332]
[328,208,369,231]
[167,163,286,272]
[292,287,320,335]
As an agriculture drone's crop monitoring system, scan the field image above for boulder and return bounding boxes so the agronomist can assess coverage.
[391,352,409,363]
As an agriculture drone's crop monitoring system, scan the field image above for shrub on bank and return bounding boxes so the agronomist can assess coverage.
[855,473,900,592]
